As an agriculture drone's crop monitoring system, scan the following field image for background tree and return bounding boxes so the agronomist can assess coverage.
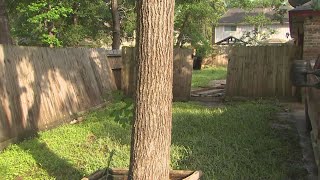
[111,0,121,49]
[9,1,72,47]
[224,0,288,45]
[118,0,136,44]
[241,13,276,45]
[128,0,175,179]
[0,0,12,44]
[313,0,320,10]
[225,0,286,8]
[7,0,112,47]
[175,0,225,58]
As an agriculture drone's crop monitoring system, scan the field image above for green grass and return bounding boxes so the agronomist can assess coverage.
[0,99,306,180]
[192,66,227,88]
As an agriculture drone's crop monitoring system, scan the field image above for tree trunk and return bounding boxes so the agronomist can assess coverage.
[175,13,190,48]
[47,21,54,47]
[128,0,175,179]
[0,0,12,44]
[72,2,79,25]
[47,3,54,47]
[111,0,121,50]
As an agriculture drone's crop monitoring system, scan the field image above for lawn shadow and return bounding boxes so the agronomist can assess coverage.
[171,102,307,179]
[86,98,133,146]
[0,45,114,178]
[18,138,83,179]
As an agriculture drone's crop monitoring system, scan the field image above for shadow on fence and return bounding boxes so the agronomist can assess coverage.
[0,45,118,178]
[0,45,118,149]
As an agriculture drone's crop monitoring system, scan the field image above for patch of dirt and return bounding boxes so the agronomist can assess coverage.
[271,123,293,130]
[191,79,226,103]
[208,79,226,87]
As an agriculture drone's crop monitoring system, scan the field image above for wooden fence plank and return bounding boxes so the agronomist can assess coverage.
[0,45,118,149]
[226,45,298,98]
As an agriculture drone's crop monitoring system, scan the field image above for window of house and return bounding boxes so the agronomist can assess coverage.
[224,25,237,31]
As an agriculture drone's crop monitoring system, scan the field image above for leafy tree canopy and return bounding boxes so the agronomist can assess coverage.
[5,0,288,49]
[226,0,286,8]
[7,0,114,47]
[175,0,226,57]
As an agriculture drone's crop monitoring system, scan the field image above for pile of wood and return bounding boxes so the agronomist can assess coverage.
[190,80,226,102]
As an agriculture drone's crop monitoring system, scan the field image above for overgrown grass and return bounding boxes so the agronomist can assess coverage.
[192,66,227,88]
[0,99,306,179]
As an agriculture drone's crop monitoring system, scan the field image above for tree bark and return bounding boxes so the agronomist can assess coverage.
[0,0,12,44]
[128,0,175,179]
[111,0,121,50]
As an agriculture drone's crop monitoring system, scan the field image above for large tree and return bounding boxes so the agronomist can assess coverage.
[175,0,225,57]
[128,0,175,179]
[111,0,121,49]
[7,0,112,47]
[0,0,12,44]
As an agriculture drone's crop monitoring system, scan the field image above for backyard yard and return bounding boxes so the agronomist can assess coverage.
[191,66,227,88]
[0,0,313,179]
[0,92,306,179]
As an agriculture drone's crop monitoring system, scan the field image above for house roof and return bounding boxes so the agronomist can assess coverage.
[218,8,290,25]
[288,0,311,8]
[289,1,313,11]
[288,1,320,39]
[216,36,247,45]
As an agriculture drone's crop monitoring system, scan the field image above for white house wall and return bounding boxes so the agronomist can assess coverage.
[215,24,291,43]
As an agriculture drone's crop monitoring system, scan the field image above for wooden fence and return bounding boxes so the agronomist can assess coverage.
[0,45,118,149]
[202,45,230,67]
[0,45,193,149]
[226,45,299,97]
[121,47,193,101]
[202,55,229,67]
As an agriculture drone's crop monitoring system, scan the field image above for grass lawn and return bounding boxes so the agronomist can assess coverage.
[0,98,306,179]
[192,66,227,88]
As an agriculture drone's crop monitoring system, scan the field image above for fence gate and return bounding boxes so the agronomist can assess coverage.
[226,45,299,97]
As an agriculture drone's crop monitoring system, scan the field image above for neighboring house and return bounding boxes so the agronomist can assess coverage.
[214,8,292,44]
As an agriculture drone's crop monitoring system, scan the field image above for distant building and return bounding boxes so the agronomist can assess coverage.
[214,8,292,44]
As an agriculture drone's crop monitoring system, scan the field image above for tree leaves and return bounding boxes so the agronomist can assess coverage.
[8,0,112,47]
[175,0,226,57]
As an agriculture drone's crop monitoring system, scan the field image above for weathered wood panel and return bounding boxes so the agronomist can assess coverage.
[226,45,298,97]
[203,45,230,67]
[173,49,194,101]
[203,54,228,67]
[121,47,137,97]
[106,53,122,90]
[0,45,117,149]
[122,47,193,101]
